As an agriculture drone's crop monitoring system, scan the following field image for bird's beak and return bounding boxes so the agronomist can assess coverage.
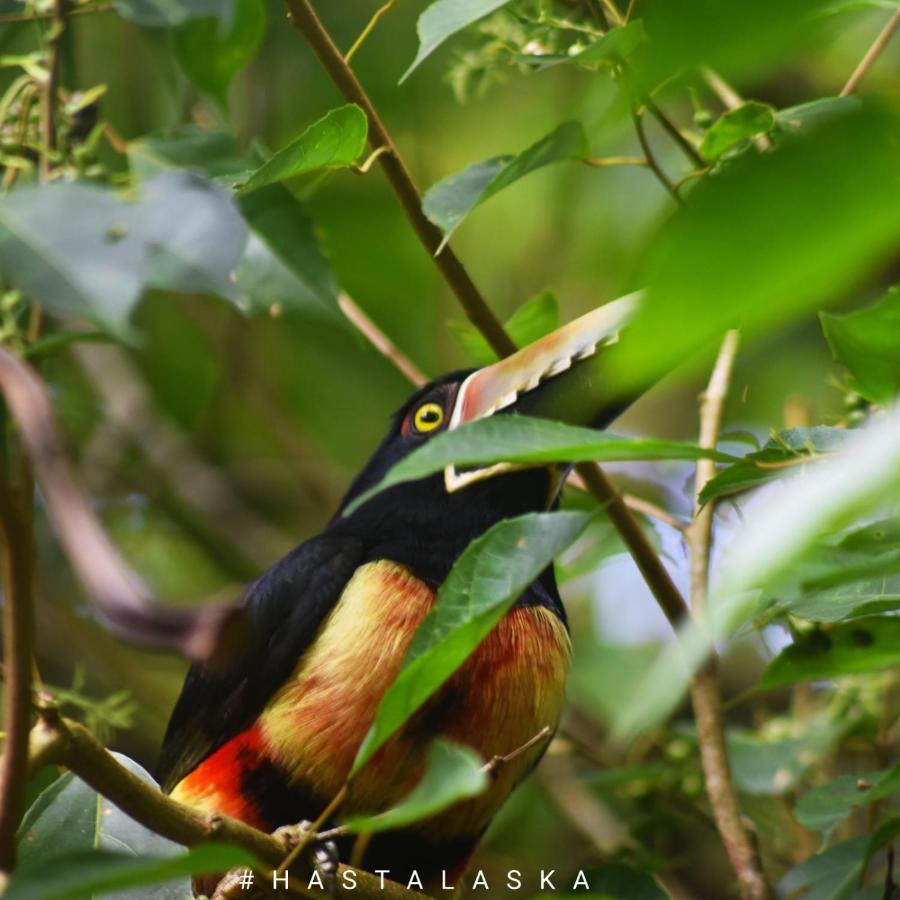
[445,292,643,491]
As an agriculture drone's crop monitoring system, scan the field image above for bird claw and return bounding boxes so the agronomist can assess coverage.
[272,822,341,897]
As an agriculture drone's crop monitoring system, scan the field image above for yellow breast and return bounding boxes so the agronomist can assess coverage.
[257,560,570,837]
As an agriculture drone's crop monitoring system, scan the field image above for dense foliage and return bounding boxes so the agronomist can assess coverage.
[0,0,898,898]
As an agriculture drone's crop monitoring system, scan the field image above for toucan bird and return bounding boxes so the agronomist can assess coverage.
[158,298,639,892]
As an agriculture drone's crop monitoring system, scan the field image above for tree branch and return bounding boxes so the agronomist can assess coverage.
[24,714,426,900]
[840,8,900,96]
[686,331,770,900]
[282,0,516,359]
[0,347,246,665]
[0,459,35,879]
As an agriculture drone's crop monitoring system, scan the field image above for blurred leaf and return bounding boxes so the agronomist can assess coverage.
[776,836,869,900]
[129,128,251,181]
[638,0,832,83]
[423,122,589,249]
[821,286,900,405]
[531,863,669,899]
[113,0,232,28]
[140,170,247,301]
[0,173,246,336]
[727,717,845,795]
[795,765,900,835]
[343,740,487,833]
[698,427,854,505]
[450,290,559,364]
[173,0,266,105]
[235,185,341,319]
[699,102,775,162]
[5,845,253,900]
[352,511,591,774]
[346,416,737,515]
[759,617,900,689]
[239,105,367,193]
[402,0,514,81]
[611,105,900,393]
[775,96,861,136]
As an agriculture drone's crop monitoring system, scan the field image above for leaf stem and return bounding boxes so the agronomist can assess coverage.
[39,0,65,181]
[283,0,516,358]
[344,0,395,63]
[630,103,683,205]
[686,330,771,900]
[0,458,35,881]
[840,8,900,96]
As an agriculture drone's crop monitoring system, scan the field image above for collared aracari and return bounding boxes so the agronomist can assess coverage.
[158,297,640,893]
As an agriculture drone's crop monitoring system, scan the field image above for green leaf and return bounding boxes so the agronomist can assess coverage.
[173,0,266,105]
[5,845,253,900]
[821,286,900,405]
[776,836,869,900]
[795,765,900,835]
[343,740,487,833]
[113,0,231,28]
[345,415,737,516]
[607,104,900,395]
[239,105,368,193]
[423,122,589,249]
[352,511,591,774]
[775,96,861,136]
[129,127,251,181]
[570,20,647,69]
[727,716,845,795]
[699,102,776,162]
[401,0,514,82]
[698,427,854,505]
[0,172,246,337]
[759,617,900,689]
[450,290,559,365]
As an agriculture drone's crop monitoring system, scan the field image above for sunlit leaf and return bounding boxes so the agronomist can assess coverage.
[239,105,367,193]
[346,415,737,515]
[402,0,514,81]
[699,102,775,162]
[759,617,900,689]
[423,122,589,249]
[173,0,266,105]
[821,286,900,405]
[352,511,591,774]
[450,290,559,365]
[343,740,486,833]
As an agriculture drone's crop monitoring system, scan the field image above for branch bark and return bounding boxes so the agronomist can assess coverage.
[686,331,770,900]
[282,0,515,359]
[0,459,35,879]
[0,347,247,664]
[25,715,426,900]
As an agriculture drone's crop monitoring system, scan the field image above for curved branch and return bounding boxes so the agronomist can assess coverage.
[28,715,427,900]
[0,348,247,664]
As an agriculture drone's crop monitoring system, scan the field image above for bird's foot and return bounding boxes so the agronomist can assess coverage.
[273,821,341,897]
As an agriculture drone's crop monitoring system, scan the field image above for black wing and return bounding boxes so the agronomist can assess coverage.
[157,532,365,792]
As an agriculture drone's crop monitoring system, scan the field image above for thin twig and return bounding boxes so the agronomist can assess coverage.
[0,1,110,23]
[276,784,349,875]
[641,93,705,170]
[0,461,35,880]
[686,331,770,900]
[0,347,247,664]
[482,726,552,779]
[344,0,395,63]
[39,0,65,181]
[24,715,426,899]
[338,294,427,387]
[582,155,648,168]
[283,0,515,359]
[840,8,900,96]
[630,104,683,205]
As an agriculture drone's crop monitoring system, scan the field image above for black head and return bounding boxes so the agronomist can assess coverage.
[325,295,644,583]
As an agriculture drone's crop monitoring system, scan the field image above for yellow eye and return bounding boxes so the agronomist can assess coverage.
[413,402,444,434]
